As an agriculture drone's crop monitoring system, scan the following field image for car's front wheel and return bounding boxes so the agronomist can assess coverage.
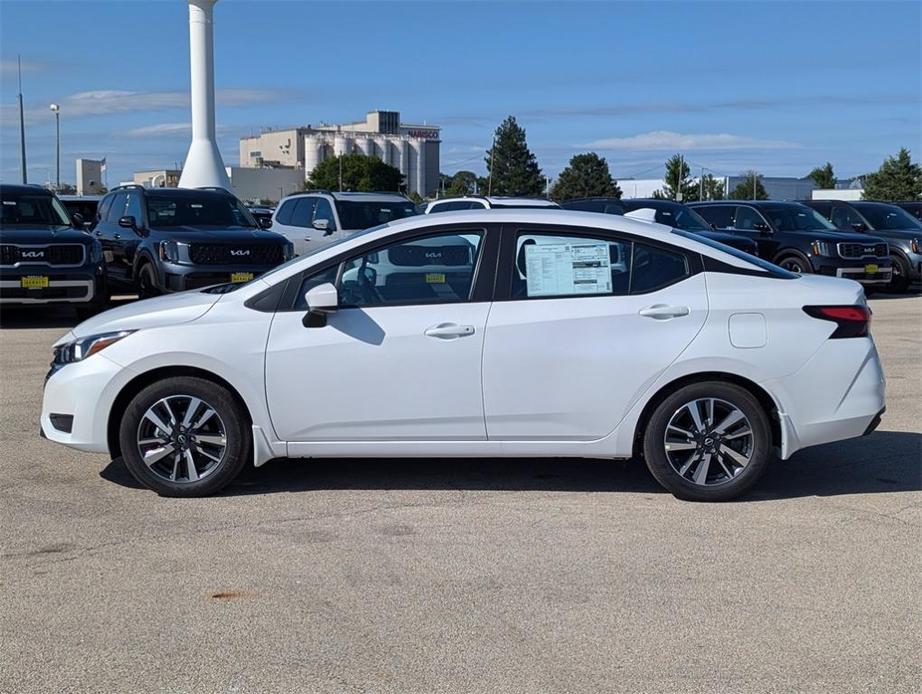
[119,376,249,497]
[642,382,773,501]
[888,254,910,293]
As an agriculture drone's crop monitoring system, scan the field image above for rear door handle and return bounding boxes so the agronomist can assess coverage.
[639,304,690,319]
[425,323,475,339]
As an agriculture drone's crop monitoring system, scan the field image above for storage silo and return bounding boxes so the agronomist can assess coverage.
[303,134,322,179]
[356,136,373,157]
[397,138,409,181]
[413,138,427,196]
[375,136,391,165]
[333,134,352,157]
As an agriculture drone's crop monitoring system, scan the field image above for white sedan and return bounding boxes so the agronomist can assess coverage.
[41,209,885,501]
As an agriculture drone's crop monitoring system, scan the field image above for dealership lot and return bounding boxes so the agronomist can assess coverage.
[1,295,920,693]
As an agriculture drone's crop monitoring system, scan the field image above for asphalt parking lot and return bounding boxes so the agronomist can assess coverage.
[1,294,920,694]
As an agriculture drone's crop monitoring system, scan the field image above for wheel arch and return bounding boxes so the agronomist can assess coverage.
[771,247,812,269]
[131,248,157,281]
[631,371,782,459]
[106,365,253,459]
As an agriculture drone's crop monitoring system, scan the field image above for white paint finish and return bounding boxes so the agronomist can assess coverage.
[728,312,767,348]
[178,0,231,190]
[267,303,491,443]
[482,274,708,440]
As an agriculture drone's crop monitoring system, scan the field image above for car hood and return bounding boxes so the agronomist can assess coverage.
[0,225,93,244]
[68,289,222,340]
[148,226,285,243]
[859,229,921,242]
[796,229,886,243]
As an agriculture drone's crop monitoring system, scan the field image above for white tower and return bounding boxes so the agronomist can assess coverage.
[178,0,230,189]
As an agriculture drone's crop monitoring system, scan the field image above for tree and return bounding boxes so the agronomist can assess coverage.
[654,154,698,202]
[549,152,622,201]
[698,173,725,201]
[808,162,836,190]
[307,154,403,192]
[445,170,478,197]
[729,170,769,200]
[862,148,922,201]
[484,116,544,197]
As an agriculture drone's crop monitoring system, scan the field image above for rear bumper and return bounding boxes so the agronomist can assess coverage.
[764,336,886,459]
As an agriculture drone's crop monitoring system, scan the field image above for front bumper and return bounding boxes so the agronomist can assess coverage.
[0,267,104,305]
[156,262,278,292]
[813,258,892,285]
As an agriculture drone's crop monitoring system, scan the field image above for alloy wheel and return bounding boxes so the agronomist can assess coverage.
[781,259,805,273]
[663,398,754,486]
[136,395,228,484]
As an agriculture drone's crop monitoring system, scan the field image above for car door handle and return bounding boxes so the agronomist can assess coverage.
[424,323,475,339]
[639,304,690,319]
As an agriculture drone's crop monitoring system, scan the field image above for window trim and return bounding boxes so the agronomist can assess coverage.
[493,223,700,302]
[733,205,772,232]
[274,223,500,312]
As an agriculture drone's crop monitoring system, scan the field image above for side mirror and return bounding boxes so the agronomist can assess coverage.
[257,217,273,229]
[312,219,330,232]
[302,282,338,327]
[118,215,137,229]
[754,222,772,234]
[71,213,84,229]
[851,223,867,232]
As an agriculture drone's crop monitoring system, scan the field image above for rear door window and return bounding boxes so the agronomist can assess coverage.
[693,205,734,229]
[734,206,768,231]
[289,198,316,228]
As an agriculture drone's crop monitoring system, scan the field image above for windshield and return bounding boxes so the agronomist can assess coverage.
[0,191,72,226]
[761,205,835,232]
[147,196,258,228]
[335,200,417,230]
[673,229,798,279]
[853,203,922,230]
[624,202,711,231]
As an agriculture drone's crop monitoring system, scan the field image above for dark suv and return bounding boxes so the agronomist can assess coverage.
[893,201,922,222]
[92,186,293,296]
[561,197,760,256]
[689,200,892,289]
[802,200,921,292]
[1,184,106,318]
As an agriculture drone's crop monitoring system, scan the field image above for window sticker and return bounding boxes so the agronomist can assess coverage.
[525,242,612,297]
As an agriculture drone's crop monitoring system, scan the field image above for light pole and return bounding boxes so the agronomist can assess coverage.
[49,103,60,189]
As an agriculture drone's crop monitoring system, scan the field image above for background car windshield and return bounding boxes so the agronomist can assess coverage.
[625,203,711,231]
[761,205,834,231]
[336,201,417,229]
[672,229,798,278]
[147,196,258,228]
[853,204,922,230]
[0,193,72,226]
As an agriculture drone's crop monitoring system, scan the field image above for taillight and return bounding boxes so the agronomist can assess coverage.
[803,305,871,338]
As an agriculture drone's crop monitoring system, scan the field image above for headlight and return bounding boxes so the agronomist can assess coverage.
[912,238,921,254]
[53,330,135,366]
[159,240,181,262]
[811,240,835,257]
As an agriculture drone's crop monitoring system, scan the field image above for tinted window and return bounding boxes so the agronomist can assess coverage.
[693,205,735,229]
[146,195,257,228]
[125,192,144,224]
[313,198,337,230]
[734,207,768,231]
[831,205,865,229]
[336,200,417,229]
[760,204,834,231]
[275,199,297,225]
[622,201,711,231]
[337,231,484,307]
[852,203,922,230]
[673,229,798,279]
[106,193,128,222]
[96,195,113,223]
[289,198,316,228]
[629,244,689,293]
[0,191,71,226]
[512,232,631,299]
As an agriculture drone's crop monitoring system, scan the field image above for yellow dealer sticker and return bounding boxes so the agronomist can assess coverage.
[21,275,49,289]
[230,272,254,283]
[864,264,879,274]
[425,273,446,284]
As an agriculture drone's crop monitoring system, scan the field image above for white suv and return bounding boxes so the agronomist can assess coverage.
[425,196,559,214]
[270,191,417,255]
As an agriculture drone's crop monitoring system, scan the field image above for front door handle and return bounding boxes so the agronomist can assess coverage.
[424,323,475,339]
[639,304,690,320]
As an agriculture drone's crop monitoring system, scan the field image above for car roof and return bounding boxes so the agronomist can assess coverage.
[689,200,805,207]
[58,195,102,201]
[286,191,411,203]
[431,196,559,208]
[0,183,54,196]
[141,187,236,199]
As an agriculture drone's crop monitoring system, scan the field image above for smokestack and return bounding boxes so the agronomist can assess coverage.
[178,0,230,189]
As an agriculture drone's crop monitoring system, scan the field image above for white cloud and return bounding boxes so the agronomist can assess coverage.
[125,122,192,137]
[0,58,44,75]
[584,130,799,151]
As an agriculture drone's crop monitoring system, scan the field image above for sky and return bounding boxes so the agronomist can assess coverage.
[1,0,920,188]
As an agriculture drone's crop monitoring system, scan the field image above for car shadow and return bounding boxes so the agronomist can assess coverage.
[99,430,921,501]
[0,296,138,330]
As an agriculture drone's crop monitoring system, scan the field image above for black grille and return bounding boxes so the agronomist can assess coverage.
[0,244,85,266]
[838,242,887,259]
[189,244,283,266]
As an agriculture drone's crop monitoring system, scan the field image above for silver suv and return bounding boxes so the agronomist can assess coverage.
[270,191,417,255]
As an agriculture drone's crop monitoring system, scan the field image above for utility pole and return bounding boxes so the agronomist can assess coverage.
[487,135,496,196]
[49,103,61,189]
[700,167,705,201]
[338,155,343,192]
[18,55,27,184]
[752,171,757,199]
[676,154,684,202]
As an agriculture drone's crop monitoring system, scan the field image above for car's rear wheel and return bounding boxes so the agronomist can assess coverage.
[119,377,249,497]
[777,254,812,274]
[642,381,773,501]
[888,254,910,293]
[137,263,160,299]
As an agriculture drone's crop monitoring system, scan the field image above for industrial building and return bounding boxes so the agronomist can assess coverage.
[239,110,441,197]
[617,175,818,201]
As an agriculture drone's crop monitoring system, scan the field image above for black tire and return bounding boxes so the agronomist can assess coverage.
[888,254,910,293]
[776,253,812,274]
[137,262,160,299]
[642,381,773,502]
[118,376,250,497]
